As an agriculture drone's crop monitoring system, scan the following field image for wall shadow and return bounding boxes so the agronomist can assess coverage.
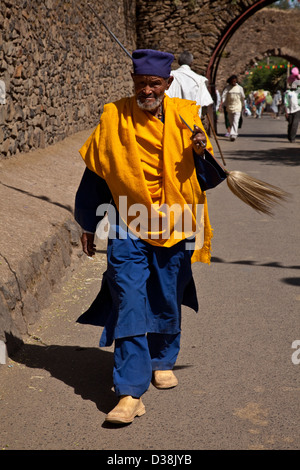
[222,147,300,166]
[239,133,287,140]
[0,181,73,213]
[280,277,300,286]
[211,256,300,271]
[217,133,287,140]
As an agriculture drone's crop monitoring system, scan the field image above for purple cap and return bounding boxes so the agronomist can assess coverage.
[132,49,174,78]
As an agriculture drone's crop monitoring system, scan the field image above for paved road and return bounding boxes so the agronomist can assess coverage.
[1,114,299,452]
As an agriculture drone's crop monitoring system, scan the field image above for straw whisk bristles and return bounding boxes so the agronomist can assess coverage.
[226,170,290,216]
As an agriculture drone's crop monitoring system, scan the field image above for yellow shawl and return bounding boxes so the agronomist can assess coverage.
[79,95,213,264]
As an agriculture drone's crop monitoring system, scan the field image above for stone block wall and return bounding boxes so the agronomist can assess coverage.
[135,0,257,76]
[0,0,136,159]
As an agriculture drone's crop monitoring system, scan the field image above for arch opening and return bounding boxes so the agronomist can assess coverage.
[206,0,286,86]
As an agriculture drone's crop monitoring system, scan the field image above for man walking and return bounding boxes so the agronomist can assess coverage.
[166,50,213,118]
[221,75,245,141]
[75,49,214,424]
[284,79,300,143]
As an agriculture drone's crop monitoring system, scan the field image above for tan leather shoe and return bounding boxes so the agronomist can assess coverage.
[105,395,146,424]
[152,370,178,389]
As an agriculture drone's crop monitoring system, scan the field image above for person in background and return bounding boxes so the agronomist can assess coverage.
[166,50,213,119]
[244,98,252,117]
[221,75,245,141]
[270,90,282,119]
[284,79,300,143]
[288,67,300,86]
[253,89,266,119]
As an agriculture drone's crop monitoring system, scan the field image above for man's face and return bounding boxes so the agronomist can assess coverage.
[132,74,173,111]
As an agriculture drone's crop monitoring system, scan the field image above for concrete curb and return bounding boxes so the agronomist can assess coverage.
[0,128,93,356]
[0,218,83,356]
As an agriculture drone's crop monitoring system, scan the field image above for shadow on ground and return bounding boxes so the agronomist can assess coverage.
[211,256,300,270]
[222,146,300,167]
[0,180,73,213]
[6,333,116,415]
[211,257,300,287]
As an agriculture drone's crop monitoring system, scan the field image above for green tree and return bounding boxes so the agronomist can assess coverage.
[242,57,289,95]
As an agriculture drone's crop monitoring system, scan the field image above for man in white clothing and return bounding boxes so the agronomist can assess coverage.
[166,50,213,118]
[221,75,245,141]
[284,79,300,143]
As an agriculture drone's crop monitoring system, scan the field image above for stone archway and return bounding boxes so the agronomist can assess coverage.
[215,7,300,92]
[205,0,276,85]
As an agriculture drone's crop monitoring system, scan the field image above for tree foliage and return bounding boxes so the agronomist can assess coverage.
[241,57,289,95]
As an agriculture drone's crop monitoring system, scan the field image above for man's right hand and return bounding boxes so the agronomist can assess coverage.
[81,232,96,257]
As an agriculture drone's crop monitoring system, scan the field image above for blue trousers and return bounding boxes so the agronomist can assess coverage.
[114,332,181,398]
[107,220,194,398]
[77,215,198,398]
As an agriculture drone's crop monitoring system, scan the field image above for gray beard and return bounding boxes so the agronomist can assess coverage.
[136,95,164,111]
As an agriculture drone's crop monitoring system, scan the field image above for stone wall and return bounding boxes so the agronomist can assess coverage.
[0,0,136,159]
[2,0,277,159]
